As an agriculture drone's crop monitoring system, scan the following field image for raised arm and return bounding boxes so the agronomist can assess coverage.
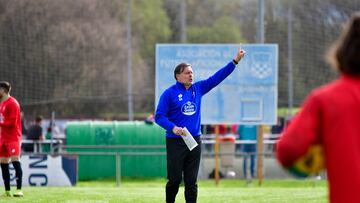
[234,47,246,64]
[199,48,245,95]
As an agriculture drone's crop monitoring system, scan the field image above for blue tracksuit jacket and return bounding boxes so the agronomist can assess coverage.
[155,61,237,138]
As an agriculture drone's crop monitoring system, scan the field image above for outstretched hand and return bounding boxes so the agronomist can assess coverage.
[234,47,246,63]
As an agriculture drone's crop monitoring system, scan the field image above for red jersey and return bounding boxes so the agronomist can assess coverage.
[0,96,22,142]
[277,75,360,203]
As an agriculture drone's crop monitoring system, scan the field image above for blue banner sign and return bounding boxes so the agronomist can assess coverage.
[156,44,278,125]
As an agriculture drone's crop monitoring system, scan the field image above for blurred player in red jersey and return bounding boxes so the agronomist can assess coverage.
[277,13,360,203]
[0,81,23,197]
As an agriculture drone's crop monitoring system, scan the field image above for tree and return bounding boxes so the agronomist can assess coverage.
[187,16,246,43]
[0,0,129,117]
[126,0,172,112]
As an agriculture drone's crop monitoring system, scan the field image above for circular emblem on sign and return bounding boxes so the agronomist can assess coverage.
[181,101,197,116]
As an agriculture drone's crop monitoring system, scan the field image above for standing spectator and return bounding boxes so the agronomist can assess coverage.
[20,112,27,137]
[238,125,257,179]
[270,117,284,135]
[25,116,44,152]
[20,112,28,153]
[218,124,228,135]
[277,13,360,203]
[0,81,24,197]
[155,48,245,203]
[269,117,285,152]
[231,124,238,136]
[43,122,61,153]
[42,126,52,153]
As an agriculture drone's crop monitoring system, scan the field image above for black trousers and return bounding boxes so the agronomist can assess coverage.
[166,137,201,203]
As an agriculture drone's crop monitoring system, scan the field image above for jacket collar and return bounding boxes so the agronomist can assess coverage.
[176,81,191,90]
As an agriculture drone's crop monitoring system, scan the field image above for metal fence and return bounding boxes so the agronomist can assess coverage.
[22,138,281,186]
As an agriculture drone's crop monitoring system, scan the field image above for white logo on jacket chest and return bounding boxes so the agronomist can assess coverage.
[178,94,183,101]
[181,101,197,116]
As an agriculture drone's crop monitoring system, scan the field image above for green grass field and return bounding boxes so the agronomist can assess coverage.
[0,179,328,203]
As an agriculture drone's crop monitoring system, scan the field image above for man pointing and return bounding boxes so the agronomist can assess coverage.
[155,48,245,203]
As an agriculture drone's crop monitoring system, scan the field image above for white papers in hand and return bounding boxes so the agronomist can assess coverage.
[182,127,198,151]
